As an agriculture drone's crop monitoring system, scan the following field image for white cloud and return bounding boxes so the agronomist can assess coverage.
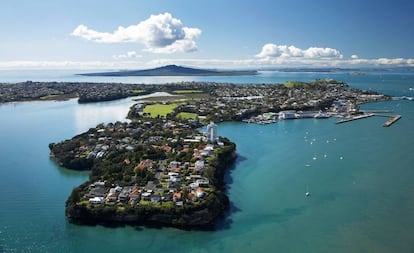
[72,13,201,54]
[0,60,135,70]
[256,43,342,59]
[1,57,414,70]
[351,54,359,59]
[113,51,142,59]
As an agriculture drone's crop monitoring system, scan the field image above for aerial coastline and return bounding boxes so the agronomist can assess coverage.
[1,70,413,251]
[0,76,397,229]
[3,0,414,250]
[37,78,397,229]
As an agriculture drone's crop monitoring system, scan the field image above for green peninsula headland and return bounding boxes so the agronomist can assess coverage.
[50,118,236,229]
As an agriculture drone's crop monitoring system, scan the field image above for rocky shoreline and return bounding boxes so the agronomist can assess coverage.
[65,188,230,229]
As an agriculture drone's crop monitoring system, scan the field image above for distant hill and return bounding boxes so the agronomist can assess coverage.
[79,65,258,77]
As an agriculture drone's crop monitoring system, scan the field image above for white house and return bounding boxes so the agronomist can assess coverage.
[195,160,205,171]
[89,196,104,204]
[195,178,209,186]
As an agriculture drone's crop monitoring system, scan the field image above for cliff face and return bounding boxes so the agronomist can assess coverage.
[66,190,230,229]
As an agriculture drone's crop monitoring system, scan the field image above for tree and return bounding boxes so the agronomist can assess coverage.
[67,186,82,204]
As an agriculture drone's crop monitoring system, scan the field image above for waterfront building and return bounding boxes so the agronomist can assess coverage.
[206,121,218,142]
[296,111,319,118]
[278,110,297,120]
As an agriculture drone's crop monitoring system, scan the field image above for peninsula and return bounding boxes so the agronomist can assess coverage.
[50,119,236,229]
[79,64,258,77]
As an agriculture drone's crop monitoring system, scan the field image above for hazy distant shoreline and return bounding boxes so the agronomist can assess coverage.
[79,64,258,77]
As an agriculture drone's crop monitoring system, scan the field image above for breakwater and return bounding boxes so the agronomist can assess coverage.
[383,115,402,127]
[335,113,375,124]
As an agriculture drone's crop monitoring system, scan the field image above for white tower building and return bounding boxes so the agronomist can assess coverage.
[206,121,218,142]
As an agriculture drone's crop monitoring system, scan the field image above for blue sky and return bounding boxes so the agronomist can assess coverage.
[1,0,414,69]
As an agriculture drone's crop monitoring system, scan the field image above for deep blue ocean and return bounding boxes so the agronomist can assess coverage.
[0,70,413,252]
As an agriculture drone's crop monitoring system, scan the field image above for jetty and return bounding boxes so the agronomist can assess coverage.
[371,113,402,127]
[335,112,402,127]
[382,115,401,127]
[335,113,375,124]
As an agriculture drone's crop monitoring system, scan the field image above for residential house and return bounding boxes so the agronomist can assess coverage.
[150,194,161,203]
[196,187,206,198]
[106,188,118,202]
[141,192,151,201]
[89,196,104,204]
[128,186,141,202]
[194,160,205,171]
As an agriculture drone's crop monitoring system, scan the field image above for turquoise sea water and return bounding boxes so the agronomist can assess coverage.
[0,71,413,252]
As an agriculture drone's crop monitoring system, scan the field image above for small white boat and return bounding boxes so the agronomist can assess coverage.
[305,192,310,197]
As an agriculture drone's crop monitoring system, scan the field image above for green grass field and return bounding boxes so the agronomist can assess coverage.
[143,103,178,117]
[39,94,61,100]
[284,81,309,88]
[129,89,145,94]
[176,112,198,119]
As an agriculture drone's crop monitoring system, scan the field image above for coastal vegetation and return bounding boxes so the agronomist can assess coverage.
[50,118,236,228]
[284,79,346,88]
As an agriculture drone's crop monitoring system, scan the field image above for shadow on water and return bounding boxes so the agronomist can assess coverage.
[69,217,232,232]
[272,205,308,223]
[224,154,247,188]
[210,153,246,231]
[235,154,248,164]
[49,158,89,178]
[213,201,242,231]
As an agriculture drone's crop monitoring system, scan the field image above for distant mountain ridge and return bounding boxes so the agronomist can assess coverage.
[79,65,257,77]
